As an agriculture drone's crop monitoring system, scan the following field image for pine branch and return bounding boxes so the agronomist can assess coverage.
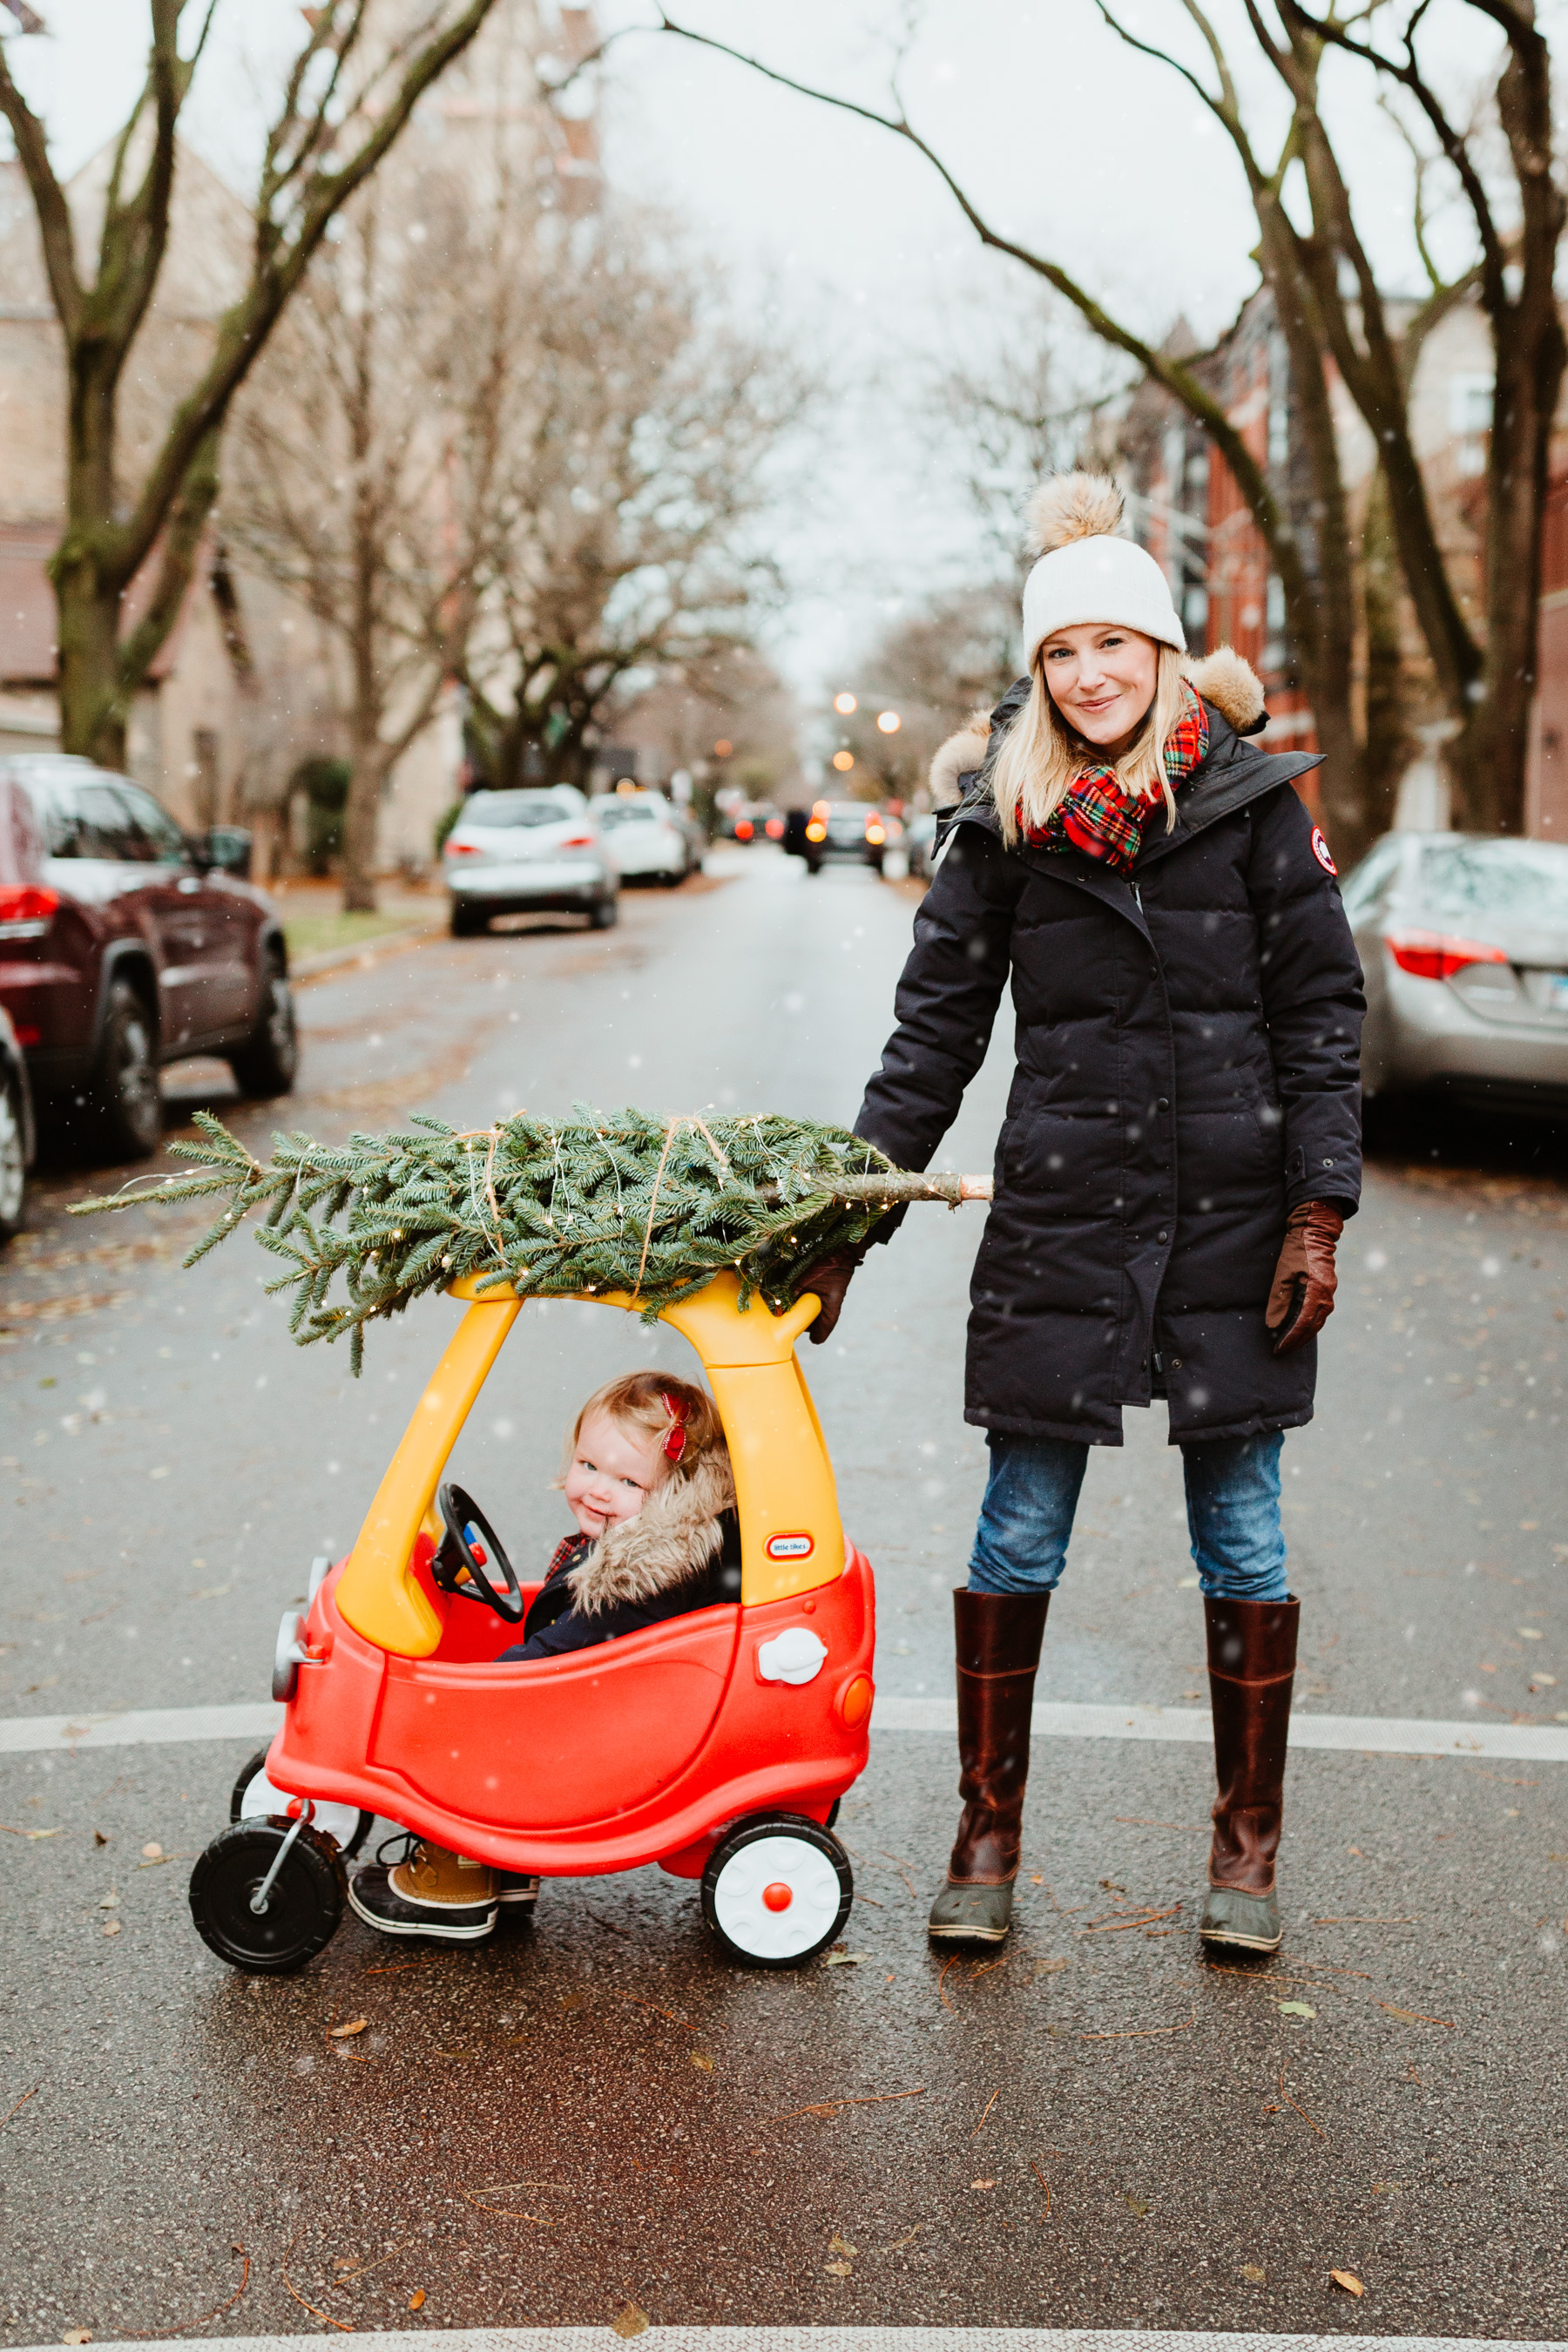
[70,1108,990,1371]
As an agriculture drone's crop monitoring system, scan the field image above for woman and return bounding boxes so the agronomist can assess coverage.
[810,473,1362,1956]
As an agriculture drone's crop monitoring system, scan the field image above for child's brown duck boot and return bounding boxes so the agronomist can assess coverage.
[349,1838,497,1942]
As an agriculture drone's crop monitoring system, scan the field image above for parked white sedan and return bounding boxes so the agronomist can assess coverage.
[443,787,618,936]
[595,792,698,887]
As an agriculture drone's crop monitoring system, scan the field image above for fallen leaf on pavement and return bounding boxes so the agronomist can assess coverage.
[62,2329,91,2343]
[1,1825,62,1839]
[823,1949,868,1966]
[1332,2269,1366,2297]
[328,2017,368,2039]
[824,2260,852,2277]
[611,2303,650,2337]
[690,2051,713,2072]
[408,2292,425,2312]
[1241,2264,1266,2283]
[828,2235,857,2255]
[970,2179,995,2192]
[93,1831,109,1848]
[98,1891,118,1910]
[1124,2193,1149,2216]
[1379,2004,1456,2027]
[102,1919,122,1936]
[1278,2001,1316,2018]
[141,1842,162,1861]
[1035,1957,1070,1976]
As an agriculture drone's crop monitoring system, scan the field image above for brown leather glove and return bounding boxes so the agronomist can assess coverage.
[803,1246,865,1345]
[1266,1200,1344,1355]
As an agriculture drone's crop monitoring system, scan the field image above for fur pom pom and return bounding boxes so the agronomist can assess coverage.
[1024,471,1125,558]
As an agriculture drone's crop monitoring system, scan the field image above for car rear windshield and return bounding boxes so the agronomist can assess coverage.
[460,792,576,829]
[598,802,659,827]
[1417,841,1568,927]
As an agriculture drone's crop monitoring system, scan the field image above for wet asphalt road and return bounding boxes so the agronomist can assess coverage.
[2,848,1566,2342]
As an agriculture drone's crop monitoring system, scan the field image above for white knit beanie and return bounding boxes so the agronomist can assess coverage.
[1019,474,1185,666]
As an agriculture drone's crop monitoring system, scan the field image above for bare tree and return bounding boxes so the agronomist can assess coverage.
[463,216,812,791]
[830,585,1021,802]
[226,173,516,908]
[645,7,1563,858]
[0,0,501,773]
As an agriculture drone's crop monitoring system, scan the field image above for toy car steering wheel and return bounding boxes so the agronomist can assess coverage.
[432,1482,525,1624]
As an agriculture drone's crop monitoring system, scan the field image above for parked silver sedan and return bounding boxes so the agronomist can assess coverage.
[1342,831,1568,1112]
[443,787,618,936]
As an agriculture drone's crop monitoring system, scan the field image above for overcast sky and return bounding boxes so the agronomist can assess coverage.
[5,0,1514,704]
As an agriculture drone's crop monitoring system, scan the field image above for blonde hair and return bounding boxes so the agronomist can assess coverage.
[559,1371,727,1486]
[990,639,1189,848]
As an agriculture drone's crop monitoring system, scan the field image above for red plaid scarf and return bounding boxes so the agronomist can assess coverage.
[1017,681,1209,874]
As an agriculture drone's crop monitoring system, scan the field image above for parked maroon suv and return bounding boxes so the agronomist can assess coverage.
[0,755,296,1159]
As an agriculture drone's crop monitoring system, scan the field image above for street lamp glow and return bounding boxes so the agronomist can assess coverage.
[876,710,901,733]
[833,692,857,714]
[831,750,855,772]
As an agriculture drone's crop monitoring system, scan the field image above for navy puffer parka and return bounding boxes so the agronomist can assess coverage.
[855,654,1365,1448]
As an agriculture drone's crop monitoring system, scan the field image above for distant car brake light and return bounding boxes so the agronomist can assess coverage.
[865,823,886,845]
[559,832,595,848]
[735,819,754,840]
[0,884,59,926]
[805,821,828,842]
[765,816,785,840]
[1385,929,1510,983]
[14,1023,42,1045]
[444,839,480,856]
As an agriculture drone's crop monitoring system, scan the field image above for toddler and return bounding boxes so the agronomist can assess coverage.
[348,1372,739,1943]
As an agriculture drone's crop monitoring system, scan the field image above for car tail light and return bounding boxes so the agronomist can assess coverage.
[805,821,828,842]
[735,818,754,841]
[14,1023,41,1046]
[765,816,784,840]
[0,884,59,925]
[812,800,830,820]
[444,839,480,856]
[865,823,886,846]
[1385,929,1510,982]
[559,831,595,848]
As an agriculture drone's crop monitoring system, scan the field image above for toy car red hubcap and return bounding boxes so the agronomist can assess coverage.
[762,1881,794,1912]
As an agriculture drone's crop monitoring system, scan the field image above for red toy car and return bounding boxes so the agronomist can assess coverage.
[190,1274,875,1971]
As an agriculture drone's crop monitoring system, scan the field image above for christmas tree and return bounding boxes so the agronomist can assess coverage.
[72,1107,987,1374]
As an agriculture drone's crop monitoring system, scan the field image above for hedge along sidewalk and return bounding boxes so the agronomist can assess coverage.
[3,1698,1565,1763]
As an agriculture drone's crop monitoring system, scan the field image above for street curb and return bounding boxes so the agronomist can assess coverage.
[288,916,440,983]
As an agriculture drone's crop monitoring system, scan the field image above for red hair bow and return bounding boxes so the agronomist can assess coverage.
[660,1391,689,1463]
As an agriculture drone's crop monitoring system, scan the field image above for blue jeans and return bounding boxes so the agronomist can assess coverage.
[968,1429,1288,1602]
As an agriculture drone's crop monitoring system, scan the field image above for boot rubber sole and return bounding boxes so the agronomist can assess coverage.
[347,1879,497,1942]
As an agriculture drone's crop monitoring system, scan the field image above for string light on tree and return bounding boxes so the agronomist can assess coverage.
[876,710,901,733]
[831,751,855,772]
[833,692,856,713]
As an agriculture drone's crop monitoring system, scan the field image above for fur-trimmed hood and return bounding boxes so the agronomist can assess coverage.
[565,1449,736,1619]
[927,648,1267,801]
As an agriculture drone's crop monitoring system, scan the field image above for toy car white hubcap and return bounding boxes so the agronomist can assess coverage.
[712,1834,843,1959]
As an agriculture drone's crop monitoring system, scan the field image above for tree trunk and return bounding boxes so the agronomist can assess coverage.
[53,537,128,767]
[1361,463,1409,842]
[1447,308,1565,835]
[340,727,391,912]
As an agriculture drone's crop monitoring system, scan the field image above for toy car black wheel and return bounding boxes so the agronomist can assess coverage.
[227,1747,372,1859]
[189,1819,346,1975]
[700,1812,852,1969]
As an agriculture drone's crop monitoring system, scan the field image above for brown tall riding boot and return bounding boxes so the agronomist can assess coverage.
[1200,1594,1299,1952]
[928,1588,1050,1943]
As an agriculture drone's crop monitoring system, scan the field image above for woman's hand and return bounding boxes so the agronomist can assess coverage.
[803,1246,865,1344]
[1267,1200,1345,1355]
